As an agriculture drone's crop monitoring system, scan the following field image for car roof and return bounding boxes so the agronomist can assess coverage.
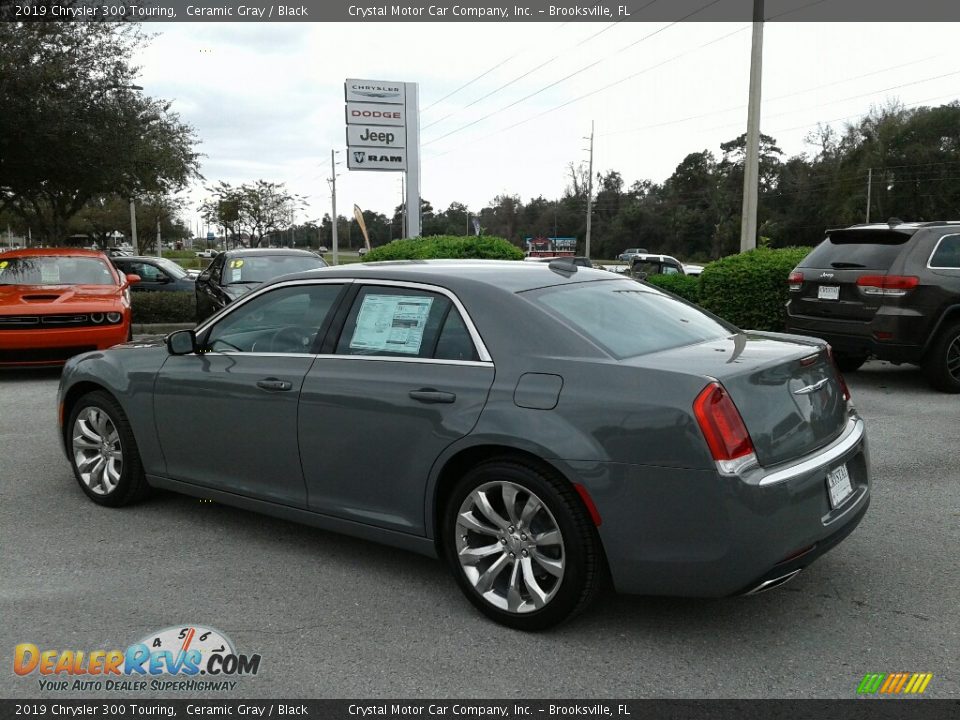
[224,248,319,257]
[274,258,623,294]
[632,253,681,262]
[111,255,167,262]
[0,248,108,258]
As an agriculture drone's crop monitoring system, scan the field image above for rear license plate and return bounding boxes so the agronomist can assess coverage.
[818,285,840,301]
[826,464,853,509]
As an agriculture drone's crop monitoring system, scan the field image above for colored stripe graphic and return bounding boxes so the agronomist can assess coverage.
[858,673,933,695]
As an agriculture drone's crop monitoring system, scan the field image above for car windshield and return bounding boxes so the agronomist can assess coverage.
[0,256,117,286]
[224,254,327,284]
[527,279,733,359]
[154,258,189,279]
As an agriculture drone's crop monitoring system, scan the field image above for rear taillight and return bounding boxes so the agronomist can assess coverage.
[856,274,919,296]
[788,271,803,292]
[826,345,851,402]
[693,382,757,475]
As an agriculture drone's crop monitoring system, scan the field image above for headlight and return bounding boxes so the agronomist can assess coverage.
[90,313,104,324]
[106,312,122,324]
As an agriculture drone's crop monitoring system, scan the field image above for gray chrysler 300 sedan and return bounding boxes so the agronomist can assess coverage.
[57,260,870,630]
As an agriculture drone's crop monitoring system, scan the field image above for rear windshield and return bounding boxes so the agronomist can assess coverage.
[801,230,911,270]
[526,279,733,359]
[0,256,117,286]
[224,254,327,284]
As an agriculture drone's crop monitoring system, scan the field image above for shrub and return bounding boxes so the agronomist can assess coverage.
[645,273,701,304]
[131,291,196,324]
[361,235,524,262]
[698,247,812,331]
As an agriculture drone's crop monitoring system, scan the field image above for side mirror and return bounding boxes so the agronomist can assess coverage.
[126,274,141,285]
[167,329,197,355]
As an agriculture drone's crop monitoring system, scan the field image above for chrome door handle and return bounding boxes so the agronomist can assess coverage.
[409,389,456,404]
[256,378,292,392]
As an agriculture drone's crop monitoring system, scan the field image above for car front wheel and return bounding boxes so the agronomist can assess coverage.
[67,391,149,506]
[443,459,604,630]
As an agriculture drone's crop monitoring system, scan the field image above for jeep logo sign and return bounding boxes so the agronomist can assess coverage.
[347,148,408,172]
[347,125,406,148]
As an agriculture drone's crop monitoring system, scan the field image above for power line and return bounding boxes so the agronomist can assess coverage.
[422,0,725,148]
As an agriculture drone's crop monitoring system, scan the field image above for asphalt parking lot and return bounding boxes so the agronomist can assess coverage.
[1,360,957,699]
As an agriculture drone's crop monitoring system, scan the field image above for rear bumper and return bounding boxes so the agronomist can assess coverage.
[0,324,129,366]
[785,307,926,363]
[570,413,870,597]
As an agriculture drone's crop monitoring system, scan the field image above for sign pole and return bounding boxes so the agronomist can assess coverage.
[331,148,339,266]
[404,82,420,239]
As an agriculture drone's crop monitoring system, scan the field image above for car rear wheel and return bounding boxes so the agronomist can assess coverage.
[923,320,960,393]
[443,459,604,630]
[67,391,149,506]
[833,352,868,373]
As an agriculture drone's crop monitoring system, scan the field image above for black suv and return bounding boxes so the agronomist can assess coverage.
[785,220,960,392]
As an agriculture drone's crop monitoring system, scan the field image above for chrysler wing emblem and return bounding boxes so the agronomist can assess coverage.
[356,91,401,100]
[793,377,829,395]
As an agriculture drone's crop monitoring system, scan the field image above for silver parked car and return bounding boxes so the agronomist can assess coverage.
[57,260,869,630]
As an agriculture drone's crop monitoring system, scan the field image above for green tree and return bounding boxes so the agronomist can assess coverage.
[0,23,200,243]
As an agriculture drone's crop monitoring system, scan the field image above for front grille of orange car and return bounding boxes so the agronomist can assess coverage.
[0,346,98,363]
[0,314,104,329]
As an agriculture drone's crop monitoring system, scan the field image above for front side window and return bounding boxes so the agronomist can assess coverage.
[527,279,733,359]
[127,261,164,282]
[336,286,478,361]
[205,283,343,354]
[0,256,117,286]
[930,234,960,269]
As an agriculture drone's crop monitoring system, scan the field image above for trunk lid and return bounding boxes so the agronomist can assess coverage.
[636,333,848,467]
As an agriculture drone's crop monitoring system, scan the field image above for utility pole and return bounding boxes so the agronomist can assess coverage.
[739,0,764,253]
[129,198,139,254]
[584,120,594,259]
[156,217,161,257]
[866,168,873,223]
[329,149,340,265]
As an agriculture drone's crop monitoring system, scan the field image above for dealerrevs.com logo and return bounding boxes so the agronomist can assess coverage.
[14,625,261,692]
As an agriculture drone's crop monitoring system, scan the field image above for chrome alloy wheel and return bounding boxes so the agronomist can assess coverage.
[455,480,565,614]
[947,335,960,382]
[72,406,123,495]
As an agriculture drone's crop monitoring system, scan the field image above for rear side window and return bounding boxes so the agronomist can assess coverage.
[930,234,960,269]
[527,280,733,359]
[801,230,911,270]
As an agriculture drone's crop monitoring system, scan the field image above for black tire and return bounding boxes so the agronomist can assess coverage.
[66,390,150,507]
[833,352,868,373]
[442,458,605,631]
[922,320,960,393]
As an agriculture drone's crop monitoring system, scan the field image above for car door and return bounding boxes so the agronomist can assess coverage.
[153,280,348,506]
[298,281,495,534]
[194,256,221,320]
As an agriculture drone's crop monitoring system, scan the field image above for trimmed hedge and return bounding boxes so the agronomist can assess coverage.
[131,291,196,324]
[698,247,812,331]
[645,273,701,304]
[361,235,524,262]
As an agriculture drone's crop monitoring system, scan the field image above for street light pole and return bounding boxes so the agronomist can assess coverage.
[129,198,139,254]
[739,0,765,253]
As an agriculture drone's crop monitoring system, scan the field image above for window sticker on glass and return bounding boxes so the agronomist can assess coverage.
[350,294,434,355]
[0,261,8,270]
[41,265,61,284]
[229,259,244,268]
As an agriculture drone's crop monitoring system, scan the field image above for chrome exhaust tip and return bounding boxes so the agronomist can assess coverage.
[744,569,802,595]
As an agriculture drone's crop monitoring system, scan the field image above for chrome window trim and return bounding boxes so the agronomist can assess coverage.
[927,233,960,270]
[758,417,865,487]
[200,351,490,368]
[194,276,493,364]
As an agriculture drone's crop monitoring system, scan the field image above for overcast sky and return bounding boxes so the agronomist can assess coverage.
[134,22,960,231]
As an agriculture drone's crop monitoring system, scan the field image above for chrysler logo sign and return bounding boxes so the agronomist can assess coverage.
[345,78,404,105]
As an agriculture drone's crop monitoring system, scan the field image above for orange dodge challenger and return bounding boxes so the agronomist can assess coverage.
[0,248,140,366]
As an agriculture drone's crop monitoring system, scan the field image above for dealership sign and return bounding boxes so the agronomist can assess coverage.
[344,76,420,236]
